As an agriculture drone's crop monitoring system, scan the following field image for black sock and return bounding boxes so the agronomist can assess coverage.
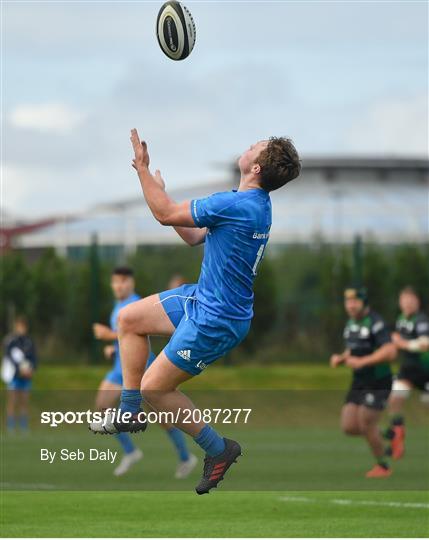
[391,414,404,427]
[382,426,394,439]
[377,457,390,470]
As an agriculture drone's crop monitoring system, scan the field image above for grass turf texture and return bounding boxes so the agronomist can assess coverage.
[2,491,429,537]
[1,365,429,537]
[13,363,358,390]
[2,426,428,491]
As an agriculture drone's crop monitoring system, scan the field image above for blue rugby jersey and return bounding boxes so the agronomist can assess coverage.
[191,189,272,320]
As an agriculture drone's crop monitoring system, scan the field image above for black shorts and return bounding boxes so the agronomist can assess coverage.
[397,364,429,392]
[345,376,392,411]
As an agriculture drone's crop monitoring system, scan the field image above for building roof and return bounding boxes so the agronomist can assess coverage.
[6,156,429,249]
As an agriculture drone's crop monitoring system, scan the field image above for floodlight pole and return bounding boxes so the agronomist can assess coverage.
[353,234,363,288]
[89,233,101,364]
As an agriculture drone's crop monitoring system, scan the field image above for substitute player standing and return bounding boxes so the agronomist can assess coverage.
[384,286,429,460]
[90,129,301,494]
[92,266,195,477]
[330,288,397,478]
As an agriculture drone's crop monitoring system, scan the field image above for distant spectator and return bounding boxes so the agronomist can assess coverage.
[3,316,37,432]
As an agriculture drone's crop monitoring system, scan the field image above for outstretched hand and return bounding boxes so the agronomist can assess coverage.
[130,129,166,190]
[130,128,150,170]
[153,169,166,190]
[330,354,344,368]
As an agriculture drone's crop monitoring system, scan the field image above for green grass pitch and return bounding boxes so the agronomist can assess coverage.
[1,364,428,537]
[3,491,429,537]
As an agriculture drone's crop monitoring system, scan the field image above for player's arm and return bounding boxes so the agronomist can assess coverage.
[346,317,397,369]
[130,129,196,228]
[173,226,206,246]
[347,342,397,369]
[405,336,429,352]
[392,332,429,352]
[103,344,116,360]
[330,349,350,367]
[93,324,117,341]
[392,316,429,352]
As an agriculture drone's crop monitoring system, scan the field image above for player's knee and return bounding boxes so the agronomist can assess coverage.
[141,373,175,404]
[341,421,360,435]
[117,305,140,335]
[343,426,360,436]
[140,375,157,401]
[140,387,160,409]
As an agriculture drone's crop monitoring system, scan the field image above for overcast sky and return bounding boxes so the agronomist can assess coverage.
[3,0,428,218]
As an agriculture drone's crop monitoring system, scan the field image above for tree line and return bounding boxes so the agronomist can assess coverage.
[1,240,428,365]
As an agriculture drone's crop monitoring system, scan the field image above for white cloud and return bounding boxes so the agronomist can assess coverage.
[2,163,112,218]
[9,103,85,134]
[346,95,428,156]
[2,165,33,213]
[2,2,427,217]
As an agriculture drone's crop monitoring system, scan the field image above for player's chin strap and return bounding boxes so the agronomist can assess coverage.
[154,295,197,321]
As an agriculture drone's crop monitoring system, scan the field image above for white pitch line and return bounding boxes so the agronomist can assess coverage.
[278,496,313,503]
[0,482,57,490]
[279,496,429,510]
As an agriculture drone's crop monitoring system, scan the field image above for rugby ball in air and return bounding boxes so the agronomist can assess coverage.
[156,1,196,61]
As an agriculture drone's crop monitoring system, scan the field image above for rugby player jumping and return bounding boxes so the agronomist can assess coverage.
[90,129,301,494]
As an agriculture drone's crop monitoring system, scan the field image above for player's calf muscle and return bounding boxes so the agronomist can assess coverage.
[96,381,121,410]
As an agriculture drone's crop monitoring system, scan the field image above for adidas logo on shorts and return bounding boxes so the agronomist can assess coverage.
[177,349,191,361]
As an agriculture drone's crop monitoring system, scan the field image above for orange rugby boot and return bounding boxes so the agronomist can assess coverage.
[365,464,392,478]
[391,425,405,460]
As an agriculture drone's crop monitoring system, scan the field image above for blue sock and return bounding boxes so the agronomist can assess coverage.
[115,432,136,454]
[167,427,190,462]
[19,415,29,431]
[194,425,226,457]
[119,389,142,414]
[7,415,16,431]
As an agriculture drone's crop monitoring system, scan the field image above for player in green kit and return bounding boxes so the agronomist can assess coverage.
[330,288,397,478]
[384,286,429,460]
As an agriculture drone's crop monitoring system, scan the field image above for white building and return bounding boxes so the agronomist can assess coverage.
[8,157,429,255]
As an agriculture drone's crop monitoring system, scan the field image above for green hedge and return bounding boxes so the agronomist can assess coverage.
[1,240,427,364]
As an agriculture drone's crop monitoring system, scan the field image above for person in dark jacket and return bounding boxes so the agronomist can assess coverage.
[3,316,37,432]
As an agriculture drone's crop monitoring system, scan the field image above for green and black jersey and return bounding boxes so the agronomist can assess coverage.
[396,311,429,371]
[343,310,392,383]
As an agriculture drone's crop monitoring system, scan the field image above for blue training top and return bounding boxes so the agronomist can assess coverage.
[191,189,272,320]
[110,293,140,371]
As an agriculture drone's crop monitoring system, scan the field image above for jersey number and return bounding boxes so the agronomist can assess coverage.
[252,244,266,276]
